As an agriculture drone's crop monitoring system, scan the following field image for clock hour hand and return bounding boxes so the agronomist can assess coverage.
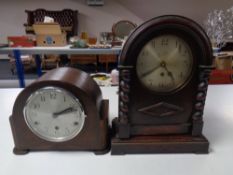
[53,107,77,117]
[163,65,175,83]
[140,64,161,78]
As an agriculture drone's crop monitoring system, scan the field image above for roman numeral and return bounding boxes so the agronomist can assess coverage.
[161,38,168,46]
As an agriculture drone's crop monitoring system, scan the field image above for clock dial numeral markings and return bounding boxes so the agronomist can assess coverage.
[24,87,86,142]
[66,128,70,134]
[175,41,183,54]
[175,40,178,48]
[158,83,165,88]
[141,50,149,57]
[137,35,193,92]
[74,121,79,126]
[178,44,182,53]
[179,72,184,79]
[183,49,188,56]
[33,103,40,109]
[44,127,49,132]
[151,40,156,48]
[161,38,169,46]
[183,60,190,67]
[50,92,57,99]
[41,95,46,102]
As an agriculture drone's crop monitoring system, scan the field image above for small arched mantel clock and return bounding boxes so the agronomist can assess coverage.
[10,68,110,155]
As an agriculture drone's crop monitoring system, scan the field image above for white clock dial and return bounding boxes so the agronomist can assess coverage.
[136,35,193,92]
[24,87,86,142]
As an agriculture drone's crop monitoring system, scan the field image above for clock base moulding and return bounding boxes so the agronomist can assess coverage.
[10,100,110,155]
[111,135,209,155]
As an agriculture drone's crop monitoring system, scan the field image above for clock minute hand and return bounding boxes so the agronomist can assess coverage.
[140,64,161,78]
[53,107,77,117]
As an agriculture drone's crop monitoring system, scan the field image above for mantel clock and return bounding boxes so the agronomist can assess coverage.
[111,15,213,154]
[10,68,109,155]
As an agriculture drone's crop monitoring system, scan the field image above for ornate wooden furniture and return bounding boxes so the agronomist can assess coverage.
[24,9,78,40]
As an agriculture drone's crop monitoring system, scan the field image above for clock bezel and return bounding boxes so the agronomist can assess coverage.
[23,86,86,143]
[136,33,195,93]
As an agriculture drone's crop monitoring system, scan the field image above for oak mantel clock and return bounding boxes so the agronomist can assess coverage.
[111,15,213,154]
[10,67,109,155]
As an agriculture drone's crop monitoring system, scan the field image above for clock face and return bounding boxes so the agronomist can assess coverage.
[136,34,193,92]
[24,87,86,142]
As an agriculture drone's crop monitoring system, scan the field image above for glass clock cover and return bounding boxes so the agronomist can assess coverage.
[136,34,193,92]
[24,87,86,142]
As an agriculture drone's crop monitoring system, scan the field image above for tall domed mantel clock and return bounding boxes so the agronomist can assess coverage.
[10,68,109,155]
[111,15,213,154]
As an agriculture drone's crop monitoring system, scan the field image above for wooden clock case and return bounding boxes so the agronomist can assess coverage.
[111,15,214,154]
[10,68,109,155]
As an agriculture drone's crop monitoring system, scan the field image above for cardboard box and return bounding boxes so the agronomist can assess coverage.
[215,55,232,70]
[33,23,67,46]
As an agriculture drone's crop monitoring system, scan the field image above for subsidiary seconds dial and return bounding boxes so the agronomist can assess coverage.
[136,35,193,92]
[24,87,86,142]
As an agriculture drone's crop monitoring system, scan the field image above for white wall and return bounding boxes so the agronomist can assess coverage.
[0,0,233,43]
[0,0,142,43]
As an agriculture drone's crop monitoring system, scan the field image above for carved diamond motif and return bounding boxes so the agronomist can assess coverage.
[138,102,184,117]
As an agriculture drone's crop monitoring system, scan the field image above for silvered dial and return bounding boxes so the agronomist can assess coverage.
[24,87,86,142]
[136,35,193,92]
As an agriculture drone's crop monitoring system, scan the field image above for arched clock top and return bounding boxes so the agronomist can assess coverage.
[120,15,213,67]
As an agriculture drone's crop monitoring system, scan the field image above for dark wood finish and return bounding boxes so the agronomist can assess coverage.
[111,15,213,154]
[10,67,109,155]
[130,123,191,135]
[111,135,209,155]
[24,9,78,40]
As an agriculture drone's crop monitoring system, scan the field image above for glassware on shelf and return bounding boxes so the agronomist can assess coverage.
[100,32,108,45]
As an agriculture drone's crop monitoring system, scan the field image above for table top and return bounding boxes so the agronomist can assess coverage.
[0,85,233,175]
[0,45,122,55]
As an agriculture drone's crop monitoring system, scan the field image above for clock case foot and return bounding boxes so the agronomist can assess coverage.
[111,135,209,155]
[13,148,29,155]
